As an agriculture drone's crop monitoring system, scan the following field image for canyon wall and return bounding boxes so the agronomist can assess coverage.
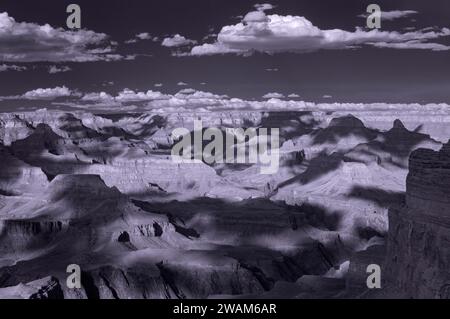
[385,142,450,298]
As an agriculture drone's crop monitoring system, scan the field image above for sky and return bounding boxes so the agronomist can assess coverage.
[0,0,450,112]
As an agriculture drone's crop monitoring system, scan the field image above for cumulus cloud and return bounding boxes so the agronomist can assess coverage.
[288,93,300,98]
[154,83,163,87]
[145,89,231,111]
[162,34,197,47]
[188,9,450,56]
[22,86,74,99]
[48,65,71,74]
[81,91,115,102]
[177,82,188,86]
[115,89,170,102]
[136,32,152,40]
[0,12,124,62]
[263,92,285,99]
[0,64,26,72]
[243,11,269,23]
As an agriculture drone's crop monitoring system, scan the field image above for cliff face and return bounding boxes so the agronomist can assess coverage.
[385,142,450,298]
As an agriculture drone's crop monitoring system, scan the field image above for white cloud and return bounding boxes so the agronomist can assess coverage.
[243,11,269,23]
[22,86,74,99]
[0,86,79,101]
[162,34,197,47]
[136,32,152,40]
[382,10,418,20]
[145,89,231,110]
[359,10,418,21]
[254,3,276,12]
[0,64,26,72]
[177,82,188,86]
[191,43,244,56]
[0,12,123,62]
[370,40,450,51]
[175,89,227,99]
[265,68,278,72]
[48,65,71,74]
[154,83,163,87]
[125,32,159,44]
[124,54,138,60]
[188,10,450,56]
[323,95,332,99]
[115,89,170,102]
[81,91,114,102]
[288,93,300,98]
[177,88,197,95]
[263,92,285,99]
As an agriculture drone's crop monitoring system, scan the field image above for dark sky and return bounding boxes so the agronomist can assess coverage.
[0,0,450,108]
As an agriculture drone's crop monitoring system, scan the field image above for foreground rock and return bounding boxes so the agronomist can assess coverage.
[384,142,450,298]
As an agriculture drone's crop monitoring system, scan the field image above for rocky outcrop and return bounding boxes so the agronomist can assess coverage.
[385,142,450,298]
[0,115,34,146]
[0,276,63,299]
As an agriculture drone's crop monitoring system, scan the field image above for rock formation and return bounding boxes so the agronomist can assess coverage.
[384,141,450,298]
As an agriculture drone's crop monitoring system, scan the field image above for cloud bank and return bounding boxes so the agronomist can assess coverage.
[0,86,77,101]
[3,86,450,115]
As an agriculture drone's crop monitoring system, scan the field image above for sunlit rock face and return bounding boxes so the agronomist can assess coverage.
[0,144,49,196]
[385,142,450,298]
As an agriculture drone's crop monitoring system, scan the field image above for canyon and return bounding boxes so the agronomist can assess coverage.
[0,108,448,298]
